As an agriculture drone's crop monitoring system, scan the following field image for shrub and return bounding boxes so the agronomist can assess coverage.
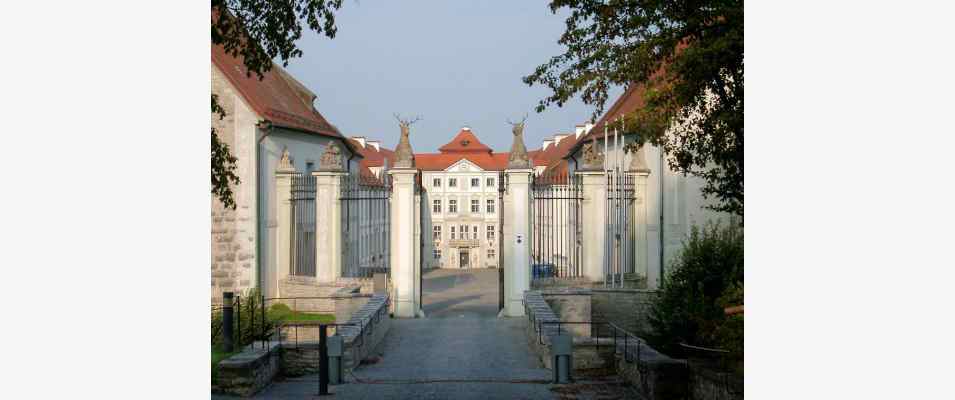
[648,222,743,357]
[210,288,275,349]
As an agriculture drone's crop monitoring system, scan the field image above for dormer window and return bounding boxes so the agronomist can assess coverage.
[461,139,470,146]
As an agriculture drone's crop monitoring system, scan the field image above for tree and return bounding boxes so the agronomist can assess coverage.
[211,0,344,208]
[524,0,743,216]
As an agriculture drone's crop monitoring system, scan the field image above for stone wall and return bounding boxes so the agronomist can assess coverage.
[281,294,391,376]
[524,291,614,372]
[591,288,658,336]
[211,65,257,302]
[689,364,743,400]
[614,347,689,400]
[540,289,592,337]
[213,342,281,397]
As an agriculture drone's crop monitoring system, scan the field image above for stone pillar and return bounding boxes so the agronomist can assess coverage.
[274,149,297,297]
[502,169,533,317]
[577,170,607,283]
[390,168,423,318]
[627,145,654,288]
[314,171,346,284]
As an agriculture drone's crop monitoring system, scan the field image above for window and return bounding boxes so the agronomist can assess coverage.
[450,226,456,239]
[461,225,468,239]
[486,225,495,240]
[486,199,495,213]
[486,177,495,187]
[471,178,480,187]
[472,225,478,240]
[433,225,442,241]
[449,178,457,187]
[433,199,442,213]
[471,199,480,213]
[433,178,441,187]
[448,199,457,213]
[487,248,495,259]
[433,249,442,260]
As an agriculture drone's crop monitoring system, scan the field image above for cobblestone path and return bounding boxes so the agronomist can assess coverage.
[221,268,636,399]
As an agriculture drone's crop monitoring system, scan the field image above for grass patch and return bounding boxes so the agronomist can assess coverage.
[267,303,335,324]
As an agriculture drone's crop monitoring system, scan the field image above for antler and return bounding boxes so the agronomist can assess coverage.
[506,113,529,126]
[394,113,422,126]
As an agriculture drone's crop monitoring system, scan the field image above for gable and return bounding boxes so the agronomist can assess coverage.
[445,158,484,172]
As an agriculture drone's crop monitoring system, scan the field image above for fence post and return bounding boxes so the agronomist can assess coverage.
[313,170,346,284]
[502,168,532,317]
[577,169,607,283]
[627,146,652,287]
[222,292,234,352]
[389,167,422,318]
[274,149,297,298]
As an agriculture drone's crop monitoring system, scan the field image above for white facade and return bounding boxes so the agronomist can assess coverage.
[212,64,360,299]
[421,159,501,270]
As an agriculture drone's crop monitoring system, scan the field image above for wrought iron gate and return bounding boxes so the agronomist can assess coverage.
[290,175,317,277]
[604,170,636,287]
[340,174,392,278]
[530,172,583,279]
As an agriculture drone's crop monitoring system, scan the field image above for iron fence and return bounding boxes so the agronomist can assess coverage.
[291,175,317,277]
[605,170,636,287]
[340,174,392,278]
[531,172,583,279]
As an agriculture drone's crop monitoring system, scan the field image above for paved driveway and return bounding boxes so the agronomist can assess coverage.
[221,269,636,399]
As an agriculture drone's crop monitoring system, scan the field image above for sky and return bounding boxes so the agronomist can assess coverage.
[284,0,622,153]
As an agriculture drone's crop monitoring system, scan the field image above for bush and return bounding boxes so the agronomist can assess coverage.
[648,222,743,357]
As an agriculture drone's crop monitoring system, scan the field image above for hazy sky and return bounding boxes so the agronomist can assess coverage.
[284,0,622,153]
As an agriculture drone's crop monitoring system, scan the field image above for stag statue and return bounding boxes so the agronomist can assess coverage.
[506,115,531,169]
[393,114,421,168]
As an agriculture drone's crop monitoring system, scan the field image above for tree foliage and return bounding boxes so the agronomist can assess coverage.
[210,0,344,208]
[647,223,743,356]
[524,0,743,216]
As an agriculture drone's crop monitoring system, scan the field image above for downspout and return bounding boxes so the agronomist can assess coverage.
[659,150,665,288]
[255,120,275,292]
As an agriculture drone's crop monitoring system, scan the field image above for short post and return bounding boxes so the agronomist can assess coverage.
[577,169,607,283]
[327,335,344,384]
[222,292,234,353]
[318,324,329,395]
[551,333,573,384]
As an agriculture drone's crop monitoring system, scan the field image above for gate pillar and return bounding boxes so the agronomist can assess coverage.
[273,150,297,298]
[577,169,607,283]
[390,168,423,318]
[627,147,653,288]
[502,168,533,317]
[314,170,347,284]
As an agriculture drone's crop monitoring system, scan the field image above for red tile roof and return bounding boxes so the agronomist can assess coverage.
[212,43,343,140]
[349,138,396,168]
[415,152,511,171]
[438,128,493,154]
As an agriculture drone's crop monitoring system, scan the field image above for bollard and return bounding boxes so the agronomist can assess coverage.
[551,333,573,384]
[327,335,344,384]
[318,325,329,395]
[222,292,234,353]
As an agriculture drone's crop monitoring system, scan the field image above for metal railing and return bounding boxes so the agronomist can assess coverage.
[531,172,584,279]
[604,170,636,288]
[341,174,392,278]
[291,175,317,277]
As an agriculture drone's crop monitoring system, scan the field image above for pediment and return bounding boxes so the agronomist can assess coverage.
[445,158,484,172]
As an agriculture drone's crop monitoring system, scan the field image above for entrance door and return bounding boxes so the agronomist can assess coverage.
[459,250,469,269]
